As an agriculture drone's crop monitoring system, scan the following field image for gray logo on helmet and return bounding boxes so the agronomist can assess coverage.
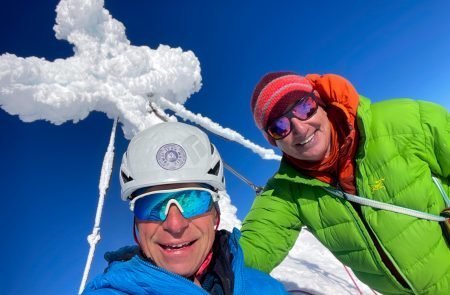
[156,144,187,170]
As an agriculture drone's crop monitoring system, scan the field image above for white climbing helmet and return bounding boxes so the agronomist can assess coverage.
[120,122,225,201]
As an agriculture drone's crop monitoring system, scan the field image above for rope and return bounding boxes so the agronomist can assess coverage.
[157,97,281,160]
[150,99,265,195]
[288,289,316,294]
[222,161,264,195]
[432,176,450,206]
[149,101,173,122]
[323,187,448,222]
[342,264,378,295]
[78,117,118,294]
[342,264,363,295]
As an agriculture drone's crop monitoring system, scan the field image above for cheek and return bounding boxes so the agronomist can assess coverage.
[204,224,216,246]
[193,215,217,238]
[275,139,283,148]
[322,120,331,142]
[137,223,161,258]
[275,137,290,151]
[137,223,158,243]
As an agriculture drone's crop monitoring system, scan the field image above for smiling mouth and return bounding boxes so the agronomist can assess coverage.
[159,240,196,251]
[299,132,315,145]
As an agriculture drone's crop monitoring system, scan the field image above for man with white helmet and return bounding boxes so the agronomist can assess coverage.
[83,122,288,295]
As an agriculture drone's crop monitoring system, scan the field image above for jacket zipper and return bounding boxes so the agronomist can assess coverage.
[350,105,416,293]
[340,192,417,294]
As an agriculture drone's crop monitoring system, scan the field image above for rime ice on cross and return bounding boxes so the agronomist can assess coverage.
[0,0,201,139]
[0,0,280,161]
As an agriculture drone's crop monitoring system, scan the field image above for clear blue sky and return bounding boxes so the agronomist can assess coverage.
[1,1,450,294]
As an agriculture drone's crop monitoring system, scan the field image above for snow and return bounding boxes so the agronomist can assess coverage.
[217,191,242,231]
[0,0,277,161]
[158,97,281,160]
[272,230,377,294]
[217,195,376,294]
[0,0,201,139]
[0,0,375,294]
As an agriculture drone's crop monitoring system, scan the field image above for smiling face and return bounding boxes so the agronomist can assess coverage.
[275,105,331,161]
[136,183,217,279]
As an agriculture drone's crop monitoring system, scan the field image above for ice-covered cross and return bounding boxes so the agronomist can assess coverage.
[0,0,280,160]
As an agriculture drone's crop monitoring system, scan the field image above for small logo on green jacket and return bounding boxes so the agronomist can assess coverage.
[370,178,385,192]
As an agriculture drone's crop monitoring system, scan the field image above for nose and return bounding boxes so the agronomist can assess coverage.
[290,117,308,135]
[162,204,189,234]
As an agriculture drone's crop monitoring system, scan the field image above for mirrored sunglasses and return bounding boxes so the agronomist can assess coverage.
[266,93,319,140]
[130,188,219,221]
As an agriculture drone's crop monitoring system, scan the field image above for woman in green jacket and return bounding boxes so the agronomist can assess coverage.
[240,72,450,294]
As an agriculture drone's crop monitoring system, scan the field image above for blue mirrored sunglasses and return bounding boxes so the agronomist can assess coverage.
[130,188,219,221]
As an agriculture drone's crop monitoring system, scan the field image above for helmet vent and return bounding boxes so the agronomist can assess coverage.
[121,171,134,183]
[210,143,214,154]
[208,161,221,176]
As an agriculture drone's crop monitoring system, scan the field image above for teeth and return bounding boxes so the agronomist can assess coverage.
[300,133,315,145]
[162,241,193,250]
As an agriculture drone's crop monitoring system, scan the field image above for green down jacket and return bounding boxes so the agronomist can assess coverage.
[240,97,450,294]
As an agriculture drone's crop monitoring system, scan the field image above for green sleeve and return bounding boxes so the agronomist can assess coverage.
[419,100,450,179]
[239,179,303,273]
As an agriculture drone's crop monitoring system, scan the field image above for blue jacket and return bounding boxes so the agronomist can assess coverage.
[83,228,287,295]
